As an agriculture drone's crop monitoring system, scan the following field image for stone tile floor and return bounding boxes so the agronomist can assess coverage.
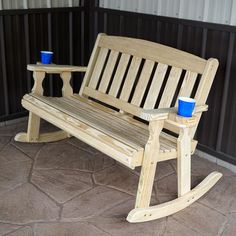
[0,120,235,236]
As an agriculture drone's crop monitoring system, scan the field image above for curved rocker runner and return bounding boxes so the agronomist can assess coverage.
[15,34,222,222]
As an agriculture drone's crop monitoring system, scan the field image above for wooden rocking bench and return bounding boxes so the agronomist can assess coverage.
[15,33,222,223]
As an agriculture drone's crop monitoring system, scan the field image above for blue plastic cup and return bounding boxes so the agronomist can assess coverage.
[177,97,196,117]
[41,51,53,64]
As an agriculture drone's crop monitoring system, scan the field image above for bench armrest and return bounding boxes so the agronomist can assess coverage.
[28,64,87,96]
[140,105,208,122]
[27,64,87,73]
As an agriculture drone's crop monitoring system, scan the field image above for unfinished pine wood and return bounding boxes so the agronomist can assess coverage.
[99,35,207,73]
[98,50,119,93]
[60,72,73,97]
[32,71,46,95]
[15,34,221,223]
[22,95,143,169]
[88,47,109,89]
[144,63,168,109]
[177,127,191,196]
[175,71,198,106]
[158,67,182,108]
[79,33,105,95]
[26,112,41,142]
[135,120,164,208]
[119,56,142,101]
[83,86,143,117]
[109,53,131,97]
[131,60,155,106]
[27,64,87,73]
[127,171,222,222]
[15,130,69,143]
[190,58,219,138]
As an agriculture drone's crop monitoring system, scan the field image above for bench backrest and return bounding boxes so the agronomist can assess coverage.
[79,34,218,136]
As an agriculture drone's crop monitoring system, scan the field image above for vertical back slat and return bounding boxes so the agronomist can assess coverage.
[144,63,168,109]
[175,71,198,106]
[98,50,119,93]
[79,33,105,96]
[109,53,130,97]
[158,67,182,108]
[131,60,155,106]
[88,47,109,89]
[119,56,142,101]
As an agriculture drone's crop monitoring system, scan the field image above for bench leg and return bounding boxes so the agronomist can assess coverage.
[127,121,222,223]
[177,128,191,197]
[26,112,41,142]
[14,112,70,143]
[127,171,222,223]
[135,120,164,208]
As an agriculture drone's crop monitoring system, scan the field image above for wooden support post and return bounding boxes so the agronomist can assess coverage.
[26,112,41,142]
[61,72,73,97]
[27,71,46,141]
[135,120,164,208]
[177,127,191,197]
[32,71,45,95]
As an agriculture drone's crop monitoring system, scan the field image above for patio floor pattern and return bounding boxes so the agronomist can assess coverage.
[0,120,235,236]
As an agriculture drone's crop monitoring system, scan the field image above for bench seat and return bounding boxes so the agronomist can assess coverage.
[22,94,178,169]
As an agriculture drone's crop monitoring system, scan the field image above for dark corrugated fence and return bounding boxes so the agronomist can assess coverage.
[0,4,89,121]
[0,1,236,165]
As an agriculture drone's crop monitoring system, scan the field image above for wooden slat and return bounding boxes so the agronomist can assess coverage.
[131,60,155,106]
[27,64,87,73]
[73,94,149,130]
[127,172,222,222]
[88,47,109,89]
[175,71,198,106]
[190,58,219,138]
[109,53,130,97]
[83,86,143,117]
[99,35,207,74]
[119,56,142,102]
[79,33,105,95]
[22,95,142,169]
[98,50,119,93]
[158,67,182,108]
[144,63,168,109]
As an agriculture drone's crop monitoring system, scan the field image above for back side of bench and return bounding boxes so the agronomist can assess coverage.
[79,33,218,138]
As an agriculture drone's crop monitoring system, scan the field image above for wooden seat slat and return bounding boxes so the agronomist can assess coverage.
[32,94,178,155]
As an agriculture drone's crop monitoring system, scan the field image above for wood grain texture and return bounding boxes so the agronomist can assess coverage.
[119,56,142,102]
[27,64,87,73]
[98,50,119,93]
[109,53,131,97]
[127,171,222,222]
[16,34,220,223]
[144,63,168,109]
[88,47,109,89]
[99,35,207,73]
[131,60,155,106]
[158,67,182,108]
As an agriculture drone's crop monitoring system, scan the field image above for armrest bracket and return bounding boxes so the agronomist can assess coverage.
[28,64,87,97]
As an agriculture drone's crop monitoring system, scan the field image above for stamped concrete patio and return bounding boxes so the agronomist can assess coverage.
[0,120,235,236]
